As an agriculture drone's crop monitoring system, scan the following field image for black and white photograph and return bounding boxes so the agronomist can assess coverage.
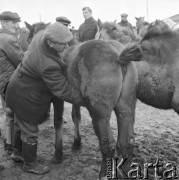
[0,0,179,179]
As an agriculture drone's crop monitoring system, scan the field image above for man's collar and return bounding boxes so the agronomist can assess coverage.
[85,17,93,22]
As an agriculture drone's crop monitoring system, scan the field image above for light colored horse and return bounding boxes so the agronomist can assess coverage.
[95,19,140,44]
[135,17,150,38]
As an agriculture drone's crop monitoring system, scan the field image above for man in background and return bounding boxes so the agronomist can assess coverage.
[78,7,97,42]
[118,13,133,31]
[56,16,71,27]
[0,11,24,157]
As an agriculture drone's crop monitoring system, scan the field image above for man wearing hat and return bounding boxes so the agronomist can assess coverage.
[56,16,78,45]
[0,11,24,157]
[56,16,71,27]
[118,13,133,31]
[5,22,84,175]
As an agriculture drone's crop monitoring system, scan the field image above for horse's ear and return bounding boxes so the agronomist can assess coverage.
[24,21,33,31]
[97,19,102,30]
[46,22,50,27]
[135,17,139,20]
[114,19,117,23]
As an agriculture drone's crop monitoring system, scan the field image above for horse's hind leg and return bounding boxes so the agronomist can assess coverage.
[87,105,115,180]
[71,104,81,150]
[51,96,64,163]
[114,97,136,160]
[171,75,179,114]
[114,63,137,165]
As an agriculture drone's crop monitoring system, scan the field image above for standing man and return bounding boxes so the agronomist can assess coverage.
[118,13,133,31]
[78,7,97,42]
[5,22,84,174]
[0,11,24,155]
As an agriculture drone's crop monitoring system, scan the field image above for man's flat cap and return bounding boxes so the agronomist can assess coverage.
[121,13,128,17]
[0,11,21,22]
[56,16,71,26]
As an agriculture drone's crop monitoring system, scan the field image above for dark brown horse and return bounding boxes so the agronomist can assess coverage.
[96,19,179,121]
[24,21,49,43]
[26,22,142,180]
[94,19,179,177]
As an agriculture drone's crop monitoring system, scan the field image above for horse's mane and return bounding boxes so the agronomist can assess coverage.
[101,22,123,40]
[30,22,49,35]
[100,21,138,44]
[141,30,179,64]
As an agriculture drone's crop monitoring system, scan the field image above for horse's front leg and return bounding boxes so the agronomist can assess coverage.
[51,96,64,163]
[71,104,81,150]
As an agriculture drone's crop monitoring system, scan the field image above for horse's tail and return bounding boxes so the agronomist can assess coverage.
[117,43,142,64]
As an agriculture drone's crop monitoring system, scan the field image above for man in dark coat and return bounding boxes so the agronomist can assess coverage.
[0,11,24,155]
[78,7,97,42]
[118,13,133,31]
[5,22,84,174]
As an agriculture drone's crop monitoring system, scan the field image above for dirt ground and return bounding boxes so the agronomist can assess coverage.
[0,100,179,180]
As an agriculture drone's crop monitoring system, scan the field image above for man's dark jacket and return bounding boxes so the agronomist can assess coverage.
[78,17,97,42]
[6,30,82,125]
[0,29,23,94]
[118,20,133,31]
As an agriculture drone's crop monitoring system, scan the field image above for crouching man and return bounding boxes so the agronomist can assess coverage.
[5,22,84,175]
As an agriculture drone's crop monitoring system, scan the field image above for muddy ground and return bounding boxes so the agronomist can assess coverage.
[0,100,179,180]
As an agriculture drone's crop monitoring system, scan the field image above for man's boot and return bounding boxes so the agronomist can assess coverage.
[0,165,4,171]
[11,124,24,163]
[22,140,50,175]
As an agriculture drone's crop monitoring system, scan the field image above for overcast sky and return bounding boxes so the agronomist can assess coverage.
[0,0,179,29]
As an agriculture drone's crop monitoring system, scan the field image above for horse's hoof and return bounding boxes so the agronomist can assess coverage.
[51,154,63,164]
[71,141,81,150]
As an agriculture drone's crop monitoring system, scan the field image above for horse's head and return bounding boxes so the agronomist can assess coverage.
[25,21,50,44]
[140,20,179,65]
[147,20,170,35]
[135,17,149,34]
[95,19,139,44]
[95,19,123,42]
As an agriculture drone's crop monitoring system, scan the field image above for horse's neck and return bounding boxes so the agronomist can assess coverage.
[137,20,145,31]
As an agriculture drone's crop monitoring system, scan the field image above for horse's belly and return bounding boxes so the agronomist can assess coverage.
[137,73,174,109]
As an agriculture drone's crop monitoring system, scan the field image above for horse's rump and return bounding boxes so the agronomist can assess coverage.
[63,40,122,88]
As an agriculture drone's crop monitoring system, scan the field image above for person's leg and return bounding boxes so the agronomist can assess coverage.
[15,114,49,174]
[0,165,4,171]
[1,95,13,155]
[11,115,23,162]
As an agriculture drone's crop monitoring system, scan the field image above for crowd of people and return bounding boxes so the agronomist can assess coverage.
[0,7,134,174]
